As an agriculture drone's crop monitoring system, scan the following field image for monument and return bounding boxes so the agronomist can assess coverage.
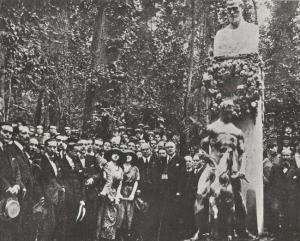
[203,0,263,236]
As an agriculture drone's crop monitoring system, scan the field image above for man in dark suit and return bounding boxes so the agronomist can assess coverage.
[26,137,45,241]
[40,139,65,241]
[269,149,299,239]
[136,143,160,241]
[0,122,22,241]
[77,139,102,241]
[58,144,86,241]
[157,141,186,241]
[7,125,36,241]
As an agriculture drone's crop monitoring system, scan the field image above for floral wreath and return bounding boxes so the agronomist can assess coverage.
[202,54,264,120]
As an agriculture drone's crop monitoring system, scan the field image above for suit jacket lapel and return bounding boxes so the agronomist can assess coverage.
[46,154,57,177]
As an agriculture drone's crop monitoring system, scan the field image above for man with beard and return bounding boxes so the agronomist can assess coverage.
[214,0,259,57]
[40,139,65,241]
[0,122,22,241]
[7,125,36,241]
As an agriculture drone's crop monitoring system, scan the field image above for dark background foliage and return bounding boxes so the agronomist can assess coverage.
[0,0,299,149]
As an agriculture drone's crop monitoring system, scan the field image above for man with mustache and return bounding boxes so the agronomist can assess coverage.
[214,0,259,57]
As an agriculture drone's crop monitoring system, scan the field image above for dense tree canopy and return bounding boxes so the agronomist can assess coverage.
[0,0,299,147]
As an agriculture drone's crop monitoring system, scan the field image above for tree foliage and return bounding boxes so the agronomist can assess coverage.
[0,0,299,147]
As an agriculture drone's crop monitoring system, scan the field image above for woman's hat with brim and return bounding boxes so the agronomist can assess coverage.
[104,148,125,161]
[123,150,138,163]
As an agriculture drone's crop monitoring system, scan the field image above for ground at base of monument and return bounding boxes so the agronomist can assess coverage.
[196,237,287,241]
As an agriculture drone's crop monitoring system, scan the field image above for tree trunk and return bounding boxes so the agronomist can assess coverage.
[34,90,44,126]
[82,1,108,134]
[182,0,197,154]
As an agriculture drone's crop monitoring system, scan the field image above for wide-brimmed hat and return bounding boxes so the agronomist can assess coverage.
[123,150,138,163]
[0,196,20,221]
[104,148,125,161]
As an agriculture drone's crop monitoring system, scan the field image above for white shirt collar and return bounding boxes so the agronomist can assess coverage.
[143,155,151,163]
[66,154,75,169]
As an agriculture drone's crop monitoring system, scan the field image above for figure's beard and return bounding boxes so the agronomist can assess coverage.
[229,15,241,28]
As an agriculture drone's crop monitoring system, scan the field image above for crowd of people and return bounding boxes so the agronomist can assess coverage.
[0,121,197,241]
[263,127,300,241]
[3,119,300,241]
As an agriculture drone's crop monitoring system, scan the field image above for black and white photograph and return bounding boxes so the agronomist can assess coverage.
[0,0,299,240]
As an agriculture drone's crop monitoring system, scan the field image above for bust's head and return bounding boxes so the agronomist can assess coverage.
[226,0,244,28]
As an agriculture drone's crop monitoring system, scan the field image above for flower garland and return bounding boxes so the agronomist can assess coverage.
[202,54,264,120]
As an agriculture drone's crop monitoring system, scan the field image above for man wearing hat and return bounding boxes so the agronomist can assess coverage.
[49,125,58,138]
[118,125,126,136]
[64,126,72,138]
[135,128,144,141]
[146,131,155,143]
[214,0,259,57]
[0,122,22,241]
[137,123,144,129]
[126,127,134,137]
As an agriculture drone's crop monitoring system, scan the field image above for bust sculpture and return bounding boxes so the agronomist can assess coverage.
[214,0,259,57]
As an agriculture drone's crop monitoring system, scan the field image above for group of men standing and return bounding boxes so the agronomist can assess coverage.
[0,121,191,241]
